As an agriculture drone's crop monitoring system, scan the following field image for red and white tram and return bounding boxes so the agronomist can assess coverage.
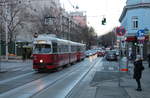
[32,34,85,71]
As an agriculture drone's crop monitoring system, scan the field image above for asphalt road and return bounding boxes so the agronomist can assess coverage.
[0,56,97,98]
[0,56,123,98]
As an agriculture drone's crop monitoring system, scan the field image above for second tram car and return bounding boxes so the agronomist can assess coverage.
[32,34,85,71]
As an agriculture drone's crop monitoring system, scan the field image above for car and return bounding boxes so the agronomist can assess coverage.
[85,50,93,57]
[97,49,105,57]
[85,49,97,57]
[105,50,118,61]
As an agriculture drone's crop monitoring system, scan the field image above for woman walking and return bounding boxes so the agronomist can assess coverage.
[133,55,144,91]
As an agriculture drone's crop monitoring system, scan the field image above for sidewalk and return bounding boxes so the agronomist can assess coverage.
[95,61,150,98]
[121,61,150,98]
[0,59,32,72]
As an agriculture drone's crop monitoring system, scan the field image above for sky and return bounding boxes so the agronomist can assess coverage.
[60,0,127,36]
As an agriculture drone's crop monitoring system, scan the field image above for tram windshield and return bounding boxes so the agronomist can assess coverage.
[33,44,51,54]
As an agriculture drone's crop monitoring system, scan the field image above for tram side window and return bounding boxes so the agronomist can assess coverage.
[58,45,63,53]
[65,45,69,52]
[59,45,69,53]
[71,45,76,52]
[77,46,81,52]
[52,42,58,53]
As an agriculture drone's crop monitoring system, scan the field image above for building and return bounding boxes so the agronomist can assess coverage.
[0,0,62,56]
[0,0,88,57]
[119,0,150,59]
[69,11,87,27]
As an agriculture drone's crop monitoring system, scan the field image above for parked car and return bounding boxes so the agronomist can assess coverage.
[105,50,118,61]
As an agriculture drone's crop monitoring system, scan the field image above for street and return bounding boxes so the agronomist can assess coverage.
[1,0,150,98]
[0,56,127,98]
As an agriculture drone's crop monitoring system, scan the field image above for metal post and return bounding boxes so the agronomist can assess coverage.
[68,17,70,40]
[5,1,8,61]
[118,38,121,87]
[139,43,143,58]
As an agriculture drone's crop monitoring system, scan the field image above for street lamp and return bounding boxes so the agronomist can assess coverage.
[4,1,8,61]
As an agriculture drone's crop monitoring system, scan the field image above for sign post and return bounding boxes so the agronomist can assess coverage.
[136,29,145,58]
[116,26,126,86]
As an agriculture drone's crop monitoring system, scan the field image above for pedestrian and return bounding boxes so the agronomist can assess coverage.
[147,53,150,68]
[133,55,144,91]
[22,48,26,61]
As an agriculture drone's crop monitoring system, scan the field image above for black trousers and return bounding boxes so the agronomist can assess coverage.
[135,79,141,89]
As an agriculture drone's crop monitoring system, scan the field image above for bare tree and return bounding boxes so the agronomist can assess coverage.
[80,26,97,49]
[0,0,29,53]
[26,3,62,36]
[98,28,117,48]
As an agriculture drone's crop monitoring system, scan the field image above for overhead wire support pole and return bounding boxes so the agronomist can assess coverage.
[4,0,8,61]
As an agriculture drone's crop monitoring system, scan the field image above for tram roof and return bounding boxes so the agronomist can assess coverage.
[34,34,85,46]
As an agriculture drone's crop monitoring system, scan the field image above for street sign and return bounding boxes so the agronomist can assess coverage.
[116,26,126,36]
[136,29,145,41]
[136,29,145,37]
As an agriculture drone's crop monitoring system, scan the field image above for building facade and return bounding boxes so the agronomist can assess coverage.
[119,0,150,59]
[0,0,87,57]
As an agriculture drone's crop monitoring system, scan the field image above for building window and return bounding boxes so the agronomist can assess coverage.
[132,16,138,29]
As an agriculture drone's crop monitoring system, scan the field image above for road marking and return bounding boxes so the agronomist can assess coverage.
[21,67,33,71]
[11,68,23,71]
[0,72,35,84]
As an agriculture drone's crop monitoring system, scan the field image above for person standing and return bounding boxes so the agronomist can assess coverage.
[147,53,150,68]
[133,55,144,91]
[22,48,26,61]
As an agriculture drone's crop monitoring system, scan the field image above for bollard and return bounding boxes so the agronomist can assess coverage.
[120,57,128,72]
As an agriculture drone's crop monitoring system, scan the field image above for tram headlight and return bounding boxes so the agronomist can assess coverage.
[40,59,43,63]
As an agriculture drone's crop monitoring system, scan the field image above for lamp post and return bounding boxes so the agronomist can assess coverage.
[4,1,8,61]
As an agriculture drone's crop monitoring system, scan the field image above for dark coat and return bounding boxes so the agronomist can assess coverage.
[148,54,150,62]
[133,60,144,79]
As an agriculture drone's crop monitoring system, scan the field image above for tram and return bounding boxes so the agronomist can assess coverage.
[32,34,85,71]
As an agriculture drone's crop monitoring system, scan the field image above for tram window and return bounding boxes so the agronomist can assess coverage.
[65,45,69,52]
[71,45,76,52]
[77,46,81,52]
[58,45,62,53]
[33,44,51,54]
[58,45,69,53]
[52,42,58,53]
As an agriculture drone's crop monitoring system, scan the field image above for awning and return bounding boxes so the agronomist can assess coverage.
[125,36,149,42]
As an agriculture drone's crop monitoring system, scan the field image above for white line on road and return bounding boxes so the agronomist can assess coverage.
[0,72,35,84]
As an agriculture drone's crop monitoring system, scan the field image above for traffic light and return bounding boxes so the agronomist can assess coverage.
[102,18,106,25]
[133,42,137,46]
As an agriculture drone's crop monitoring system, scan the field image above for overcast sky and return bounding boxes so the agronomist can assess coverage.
[60,0,127,36]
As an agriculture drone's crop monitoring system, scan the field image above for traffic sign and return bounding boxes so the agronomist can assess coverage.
[136,29,145,41]
[116,26,126,36]
[136,29,145,37]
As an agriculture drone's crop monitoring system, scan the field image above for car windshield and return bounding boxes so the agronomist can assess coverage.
[33,44,51,54]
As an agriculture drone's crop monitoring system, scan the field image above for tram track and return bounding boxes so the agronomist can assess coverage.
[30,58,96,98]
[65,58,102,98]
[31,57,100,98]
[0,58,92,98]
